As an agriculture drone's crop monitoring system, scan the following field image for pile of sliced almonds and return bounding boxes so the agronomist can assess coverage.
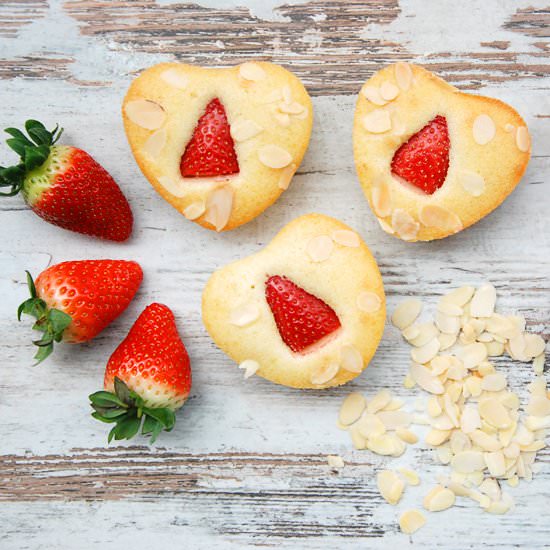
[335,283,547,534]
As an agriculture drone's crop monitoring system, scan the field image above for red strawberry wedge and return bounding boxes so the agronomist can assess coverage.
[90,303,192,444]
[0,120,133,241]
[391,115,450,195]
[265,275,341,353]
[180,98,239,177]
[18,260,143,364]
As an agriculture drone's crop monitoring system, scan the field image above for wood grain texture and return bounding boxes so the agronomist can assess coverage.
[0,0,549,548]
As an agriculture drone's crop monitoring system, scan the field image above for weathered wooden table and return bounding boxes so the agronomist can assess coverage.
[1,1,549,548]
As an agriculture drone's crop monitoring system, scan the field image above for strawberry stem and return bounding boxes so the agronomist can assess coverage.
[0,120,63,197]
[17,270,72,365]
[89,377,176,444]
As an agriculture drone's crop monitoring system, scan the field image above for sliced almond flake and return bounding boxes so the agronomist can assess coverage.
[466,470,485,487]
[339,392,366,425]
[142,127,167,158]
[451,450,485,473]
[384,398,405,411]
[450,431,472,455]
[460,342,488,370]
[337,344,363,374]
[515,126,530,152]
[160,68,189,89]
[279,101,305,115]
[479,398,512,429]
[403,373,416,389]
[357,412,386,438]
[528,376,547,396]
[395,62,413,90]
[506,475,519,487]
[377,470,405,505]
[526,396,550,417]
[470,284,497,318]
[520,440,545,452]
[465,376,482,397]
[479,478,501,501]
[411,338,440,364]
[371,181,392,217]
[486,494,514,515]
[367,389,392,414]
[470,429,502,452]
[486,341,505,357]
[533,353,545,375]
[377,217,395,234]
[182,201,205,220]
[377,410,412,430]
[459,170,485,197]
[473,114,496,145]
[437,301,463,316]
[484,451,506,477]
[525,415,550,431]
[477,361,496,376]
[239,62,266,81]
[412,413,430,425]
[258,144,292,169]
[503,442,520,459]
[437,332,457,351]
[327,455,345,468]
[277,162,297,190]
[396,428,418,444]
[157,176,185,198]
[442,286,475,307]
[125,99,165,130]
[424,486,455,512]
[391,436,407,457]
[367,434,397,456]
[446,362,468,381]
[437,445,452,464]
[392,209,419,241]
[410,322,439,347]
[499,392,519,410]
[477,332,494,343]
[419,205,462,233]
[204,185,234,232]
[306,235,333,263]
[238,359,260,379]
[431,413,454,431]
[469,490,491,509]
[379,81,400,101]
[350,424,367,450]
[273,112,291,127]
[485,313,518,339]
[435,311,461,335]
[430,356,451,376]
[230,118,263,142]
[392,299,423,330]
[443,394,460,427]
[402,323,421,342]
[362,85,387,106]
[356,291,382,313]
[481,373,507,392]
[427,396,443,417]
[524,334,546,358]
[362,110,391,133]
[426,429,451,446]
[331,229,360,248]
[448,480,471,497]
[229,302,260,327]
[399,509,425,535]
[398,468,420,486]
[410,362,444,394]
[311,362,339,386]
[281,85,292,104]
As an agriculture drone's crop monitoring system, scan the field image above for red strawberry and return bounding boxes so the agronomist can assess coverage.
[265,275,341,353]
[391,115,450,195]
[90,303,192,443]
[180,98,239,178]
[0,120,133,241]
[18,260,143,364]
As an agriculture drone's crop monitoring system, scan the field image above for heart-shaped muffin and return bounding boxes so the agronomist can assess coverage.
[202,214,386,389]
[353,63,531,241]
[123,62,312,232]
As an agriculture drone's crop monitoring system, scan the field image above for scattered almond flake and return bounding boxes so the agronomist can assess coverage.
[481,373,507,392]
[446,361,468,381]
[447,480,471,497]
[392,299,423,330]
[142,127,167,158]
[230,118,263,142]
[277,162,297,190]
[450,431,471,454]
[281,85,292,104]
[403,373,415,389]
[411,338,440,364]
[377,216,395,234]
[442,286,475,307]
[371,181,392,217]
[470,429,502,452]
[392,209,419,241]
[204,185,234,232]
[258,144,292,169]
[436,446,452,464]
[306,235,334,263]
[183,201,206,220]
[362,109,392,133]
[399,509,425,535]
[402,324,421,342]
[486,313,518,339]
[451,450,485,473]
[327,455,345,468]
[525,416,550,431]
[411,322,439,347]
[310,362,339,386]
[273,112,291,127]
[238,359,260,379]
[412,413,430,425]
[229,302,260,327]
[435,311,461,335]
[239,62,266,81]
[426,428,451,446]
[470,284,497,318]
[437,300,463,316]
[533,353,545,375]
[473,114,496,145]
[430,413,454,431]
[521,440,545,452]
[362,85,387,106]
[410,362,444,394]
[524,334,546,358]
[160,68,189,89]
[384,398,405,411]
[486,493,514,515]
[459,170,485,197]
[398,467,420,485]
[366,389,392,414]
[331,229,360,248]
[469,490,491,509]
[427,396,443,417]
[486,341,505,357]
[461,405,482,433]
[460,342,488,370]
[356,412,386,438]
[527,396,550,417]
[367,434,397,456]
[356,291,382,313]
[396,427,418,444]
[479,398,512,429]
[339,392,366,426]
[477,361,496,376]
[395,62,413,90]
[430,356,451,376]
[157,176,186,197]
[125,99,166,130]
[377,410,412,430]
[379,81,400,101]
[515,126,530,152]
[350,424,367,450]
[390,436,407,457]
[484,451,506,477]
[479,478,501,501]
[465,376,482,397]
[506,475,519,487]
[377,470,405,505]
[419,204,462,233]
[423,485,455,512]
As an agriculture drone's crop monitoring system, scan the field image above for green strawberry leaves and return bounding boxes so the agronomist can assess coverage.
[89,377,176,444]
[0,120,63,196]
[17,270,72,365]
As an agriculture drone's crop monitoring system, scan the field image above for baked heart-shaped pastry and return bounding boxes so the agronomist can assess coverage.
[123,62,312,231]
[353,63,531,241]
[202,214,386,389]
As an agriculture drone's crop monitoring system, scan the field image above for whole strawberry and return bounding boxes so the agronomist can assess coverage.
[0,120,133,241]
[89,303,192,443]
[18,260,143,364]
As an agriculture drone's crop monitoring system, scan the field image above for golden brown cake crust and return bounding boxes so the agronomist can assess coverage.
[353,63,531,242]
[201,214,386,389]
[123,62,313,232]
